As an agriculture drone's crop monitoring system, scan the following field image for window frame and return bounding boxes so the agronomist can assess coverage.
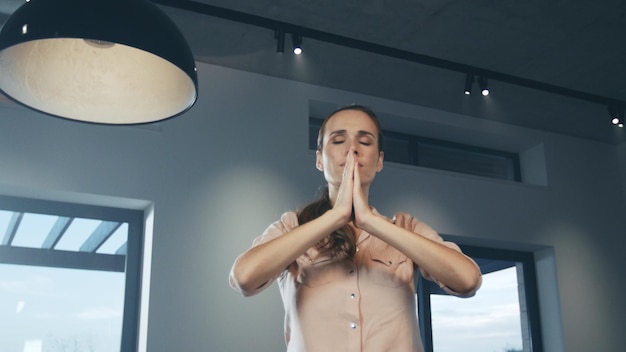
[417,244,544,352]
[0,194,145,352]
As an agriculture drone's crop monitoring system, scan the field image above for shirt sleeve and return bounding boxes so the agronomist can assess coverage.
[394,212,481,297]
[232,211,299,296]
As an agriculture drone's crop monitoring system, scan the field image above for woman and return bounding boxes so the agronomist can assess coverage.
[230,104,482,351]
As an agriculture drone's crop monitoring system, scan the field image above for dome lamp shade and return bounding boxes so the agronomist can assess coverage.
[0,0,198,124]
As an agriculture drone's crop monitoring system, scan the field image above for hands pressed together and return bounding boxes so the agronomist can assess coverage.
[331,148,380,232]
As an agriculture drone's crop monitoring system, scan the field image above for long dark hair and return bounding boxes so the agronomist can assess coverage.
[297,104,384,259]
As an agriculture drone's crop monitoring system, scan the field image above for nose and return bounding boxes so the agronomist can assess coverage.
[346,143,358,155]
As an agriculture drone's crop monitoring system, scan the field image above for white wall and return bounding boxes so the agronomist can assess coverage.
[0,62,624,352]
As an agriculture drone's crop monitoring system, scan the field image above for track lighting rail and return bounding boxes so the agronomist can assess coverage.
[153,0,623,109]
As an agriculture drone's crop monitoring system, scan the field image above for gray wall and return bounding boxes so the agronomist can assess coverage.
[0,62,624,352]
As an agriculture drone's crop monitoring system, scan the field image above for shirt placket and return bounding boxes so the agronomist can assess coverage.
[345,254,362,351]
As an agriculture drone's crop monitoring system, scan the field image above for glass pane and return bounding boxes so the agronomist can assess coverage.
[430,266,523,352]
[0,264,125,352]
[54,218,101,252]
[384,133,412,164]
[97,223,128,255]
[417,142,517,181]
[11,213,57,249]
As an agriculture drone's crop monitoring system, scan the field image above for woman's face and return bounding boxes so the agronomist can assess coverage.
[316,109,384,188]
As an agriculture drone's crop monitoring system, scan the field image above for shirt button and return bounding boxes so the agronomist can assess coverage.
[350,293,356,299]
[350,322,357,329]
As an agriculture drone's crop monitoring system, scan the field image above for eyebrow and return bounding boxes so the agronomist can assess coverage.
[328,129,376,138]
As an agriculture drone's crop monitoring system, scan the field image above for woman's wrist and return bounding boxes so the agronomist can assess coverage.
[354,208,380,233]
[325,207,351,229]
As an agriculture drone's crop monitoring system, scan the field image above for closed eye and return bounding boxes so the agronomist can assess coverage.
[359,137,374,145]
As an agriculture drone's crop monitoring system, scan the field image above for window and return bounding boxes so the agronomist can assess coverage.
[0,195,145,352]
[417,245,543,352]
[309,117,522,182]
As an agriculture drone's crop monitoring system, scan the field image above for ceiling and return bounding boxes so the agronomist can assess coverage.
[1,0,625,144]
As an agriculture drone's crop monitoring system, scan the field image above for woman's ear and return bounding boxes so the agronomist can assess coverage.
[315,150,324,171]
[376,151,384,172]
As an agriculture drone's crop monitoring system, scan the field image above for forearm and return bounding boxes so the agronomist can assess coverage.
[230,209,347,296]
[360,215,481,295]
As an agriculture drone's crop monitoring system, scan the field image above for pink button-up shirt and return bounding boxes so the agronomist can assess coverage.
[235,211,477,352]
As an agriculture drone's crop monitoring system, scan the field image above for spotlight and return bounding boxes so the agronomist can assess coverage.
[612,118,623,128]
[477,76,489,96]
[275,30,285,53]
[292,34,303,55]
[464,73,474,95]
[608,104,624,128]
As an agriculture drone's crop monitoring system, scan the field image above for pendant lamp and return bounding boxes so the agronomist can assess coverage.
[0,0,198,124]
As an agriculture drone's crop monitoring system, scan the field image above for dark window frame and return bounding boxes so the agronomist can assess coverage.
[0,195,145,352]
[417,244,543,352]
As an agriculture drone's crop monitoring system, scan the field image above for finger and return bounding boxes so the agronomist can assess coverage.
[352,160,366,208]
[334,150,354,213]
[342,151,356,195]
[353,170,366,210]
[340,150,351,183]
[346,149,356,180]
[353,154,360,186]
